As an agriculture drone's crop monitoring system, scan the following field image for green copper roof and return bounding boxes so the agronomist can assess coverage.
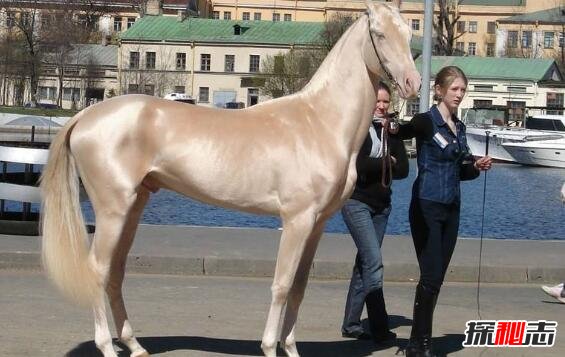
[416,56,561,82]
[498,7,565,24]
[121,16,324,45]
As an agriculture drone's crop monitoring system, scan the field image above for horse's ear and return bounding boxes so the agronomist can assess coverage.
[390,0,402,8]
[365,0,378,14]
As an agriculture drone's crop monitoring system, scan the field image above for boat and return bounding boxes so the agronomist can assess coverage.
[502,135,565,168]
[464,110,565,163]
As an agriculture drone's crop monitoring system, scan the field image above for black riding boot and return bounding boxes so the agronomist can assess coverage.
[365,288,397,345]
[405,284,438,357]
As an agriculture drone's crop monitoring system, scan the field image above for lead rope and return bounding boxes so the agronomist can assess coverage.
[380,124,393,188]
[477,131,491,320]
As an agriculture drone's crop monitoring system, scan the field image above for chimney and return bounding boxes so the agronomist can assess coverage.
[146,0,163,16]
[177,10,186,22]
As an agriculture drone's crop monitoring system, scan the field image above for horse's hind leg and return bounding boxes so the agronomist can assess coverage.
[89,190,141,357]
[106,189,150,357]
[261,210,316,357]
[279,220,325,357]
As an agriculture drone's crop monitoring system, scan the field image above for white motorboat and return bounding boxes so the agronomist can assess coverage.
[502,135,565,168]
[464,113,565,163]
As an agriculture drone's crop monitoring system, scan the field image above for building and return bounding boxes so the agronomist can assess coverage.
[402,56,564,120]
[119,15,324,107]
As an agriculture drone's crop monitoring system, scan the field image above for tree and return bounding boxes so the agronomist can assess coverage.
[434,0,464,55]
[259,12,358,97]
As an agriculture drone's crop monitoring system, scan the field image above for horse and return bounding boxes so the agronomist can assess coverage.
[40,1,420,356]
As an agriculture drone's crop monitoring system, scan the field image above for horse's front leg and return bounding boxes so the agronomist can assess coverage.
[261,210,316,357]
[279,220,326,357]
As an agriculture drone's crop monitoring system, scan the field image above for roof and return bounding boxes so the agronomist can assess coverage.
[416,56,563,82]
[44,44,118,67]
[498,7,565,24]
[120,16,325,46]
[404,0,528,6]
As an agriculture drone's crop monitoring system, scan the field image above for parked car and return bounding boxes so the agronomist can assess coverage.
[164,93,196,104]
[24,102,60,109]
[224,102,245,109]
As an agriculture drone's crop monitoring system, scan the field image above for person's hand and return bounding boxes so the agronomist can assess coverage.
[474,156,492,171]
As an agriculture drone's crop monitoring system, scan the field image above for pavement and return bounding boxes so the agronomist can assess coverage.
[1,272,565,357]
[0,224,564,283]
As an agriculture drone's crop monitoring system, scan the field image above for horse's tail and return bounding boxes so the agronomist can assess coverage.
[40,114,101,306]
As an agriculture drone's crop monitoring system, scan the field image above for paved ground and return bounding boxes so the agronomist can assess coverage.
[1,271,564,357]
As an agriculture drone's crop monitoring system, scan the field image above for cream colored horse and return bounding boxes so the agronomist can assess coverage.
[40,1,420,356]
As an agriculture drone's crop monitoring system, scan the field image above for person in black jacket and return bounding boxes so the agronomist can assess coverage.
[396,66,492,357]
[341,82,409,344]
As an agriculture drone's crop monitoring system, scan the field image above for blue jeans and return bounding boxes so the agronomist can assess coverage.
[341,199,391,334]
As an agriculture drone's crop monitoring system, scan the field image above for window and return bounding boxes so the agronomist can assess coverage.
[521,30,532,48]
[63,88,80,102]
[468,42,476,56]
[41,14,52,28]
[113,17,122,32]
[128,84,139,94]
[411,19,420,31]
[473,100,492,109]
[224,11,231,20]
[487,22,496,34]
[469,21,477,33]
[507,31,518,48]
[146,52,156,69]
[225,54,235,72]
[284,14,292,21]
[544,32,554,48]
[249,55,260,72]
[248,88,259,106]
[455,42,465,55]
[6,11,15,28]
[406,98,420,116]
[242,12,250,21]
[174,86,185,93]
[547,92,564,115]
[199,87,209,102]
[127,17,136,29]
[176,53,186,70]
[144,84,154,96]
[212,11,219,19]
[507,101,526,121]
[560,31,564,48]
[21,12,31,27]
[486,43,495,57]
[200,54,211,71]
[457,21,465,33]
[508,86,527,93]
[254,12,262,21]
[38,86,56,101]
[129,51,139,69]
[272,13,280,22]
[474,85,493,92]
[526,117,565,130]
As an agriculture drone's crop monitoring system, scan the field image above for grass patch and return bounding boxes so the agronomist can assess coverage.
[0,106,78,117]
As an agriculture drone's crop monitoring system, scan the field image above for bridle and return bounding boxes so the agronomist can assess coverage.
[367,15,400,91]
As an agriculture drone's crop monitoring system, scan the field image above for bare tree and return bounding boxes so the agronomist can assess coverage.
[434,0,464,55]
[259,12,357,97]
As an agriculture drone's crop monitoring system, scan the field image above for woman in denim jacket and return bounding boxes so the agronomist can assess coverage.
[397,66,492,357]
[341,82,409,344]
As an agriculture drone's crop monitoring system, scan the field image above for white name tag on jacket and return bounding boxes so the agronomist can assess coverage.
[433,132,449,149]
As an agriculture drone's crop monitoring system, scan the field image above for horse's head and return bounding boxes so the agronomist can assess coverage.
[364,0,421,99]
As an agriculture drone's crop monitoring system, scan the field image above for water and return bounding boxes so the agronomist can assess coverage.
[5,160,565,240]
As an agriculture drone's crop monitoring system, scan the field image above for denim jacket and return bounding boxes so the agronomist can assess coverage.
[399,105,479,204]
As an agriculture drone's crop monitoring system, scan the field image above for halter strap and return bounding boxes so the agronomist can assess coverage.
[367,16,399,89]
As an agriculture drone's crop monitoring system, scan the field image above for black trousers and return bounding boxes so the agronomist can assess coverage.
[409,197,460,294]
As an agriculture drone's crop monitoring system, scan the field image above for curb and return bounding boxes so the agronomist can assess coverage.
[2,251,563,283]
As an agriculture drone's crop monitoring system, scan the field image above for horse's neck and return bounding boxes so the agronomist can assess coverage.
[301,17,377,152]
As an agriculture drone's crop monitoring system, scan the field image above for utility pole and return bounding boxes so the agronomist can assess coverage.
[419,0,434,113]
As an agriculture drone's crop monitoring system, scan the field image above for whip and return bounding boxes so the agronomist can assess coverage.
[476,131,490,320]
